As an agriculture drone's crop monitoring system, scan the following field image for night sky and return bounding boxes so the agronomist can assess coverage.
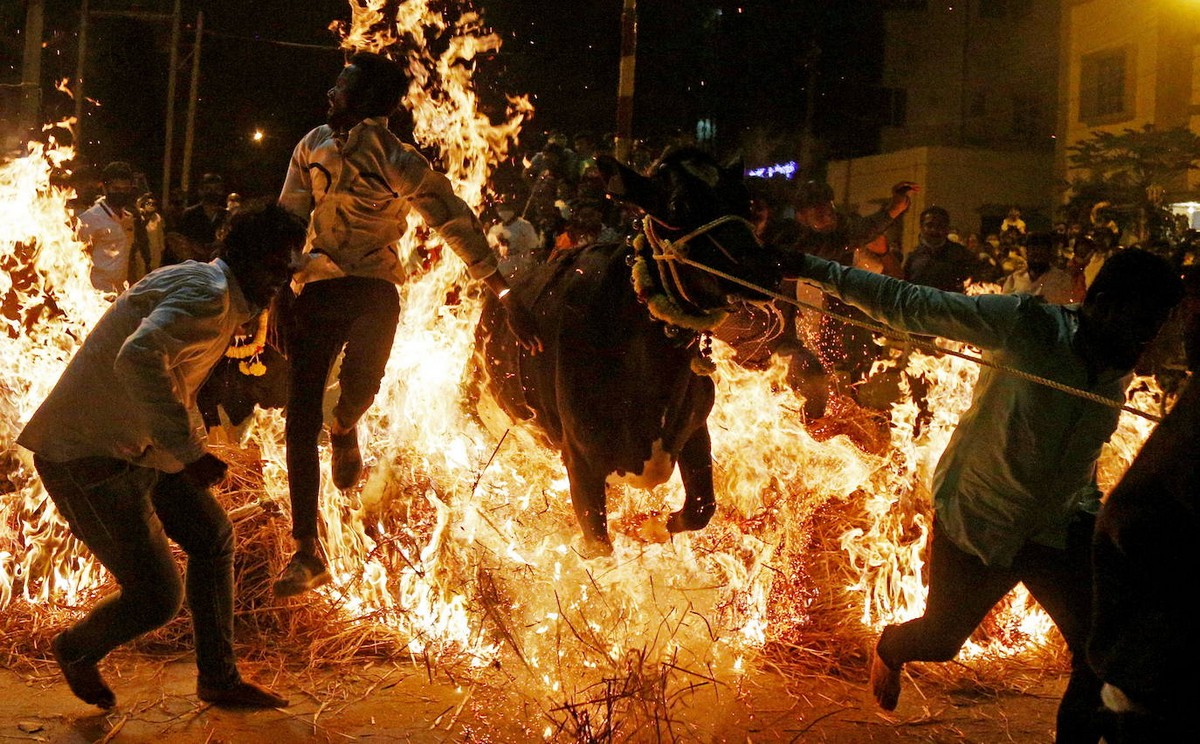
[7,0,886,199]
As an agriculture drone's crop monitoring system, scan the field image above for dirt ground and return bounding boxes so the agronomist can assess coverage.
[0,651,1064,743]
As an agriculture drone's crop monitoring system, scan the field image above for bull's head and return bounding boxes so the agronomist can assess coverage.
[597,149,784,316]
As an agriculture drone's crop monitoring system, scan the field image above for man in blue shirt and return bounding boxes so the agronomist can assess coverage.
[790,245,1181,743]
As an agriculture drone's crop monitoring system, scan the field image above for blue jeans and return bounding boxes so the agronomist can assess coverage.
[35,455,240,688]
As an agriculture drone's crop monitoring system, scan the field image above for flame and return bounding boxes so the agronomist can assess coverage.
[0,1,1163,732]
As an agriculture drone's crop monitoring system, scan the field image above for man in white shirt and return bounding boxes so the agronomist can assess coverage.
[76,161,138,293]
[274,52,542,596]
[19,204,304,710]
[487,197,541,259]
[1002,232,1081,304]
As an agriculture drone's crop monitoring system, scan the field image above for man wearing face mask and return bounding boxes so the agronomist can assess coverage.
[19,204,306,710]
[169,173,229,264]
[77,161,139,293]
[487,197,541,260]
[1002,232,1080,305]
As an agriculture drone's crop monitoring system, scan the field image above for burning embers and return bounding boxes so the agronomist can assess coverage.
[0,0,1157,735]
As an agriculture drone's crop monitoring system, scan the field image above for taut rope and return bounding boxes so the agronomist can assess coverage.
[652,238,1163,423]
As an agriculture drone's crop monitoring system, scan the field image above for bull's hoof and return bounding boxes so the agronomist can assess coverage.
[666,508,713,534]
[573,535,614,559]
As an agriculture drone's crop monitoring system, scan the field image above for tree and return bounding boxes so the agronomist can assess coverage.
[1065,125,1200,242]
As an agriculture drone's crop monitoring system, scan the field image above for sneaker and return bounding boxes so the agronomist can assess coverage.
[869,646,903,711]
[198,679,288,708]
[330,426,362,490]
[51,633,116,709]
[272,552,331,597]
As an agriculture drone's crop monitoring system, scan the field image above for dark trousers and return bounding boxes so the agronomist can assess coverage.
[35,455,239,688]
[285,276,400,541]
[877,519,1102,744]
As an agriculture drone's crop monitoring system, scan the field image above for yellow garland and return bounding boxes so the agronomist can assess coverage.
[225,310,269,377]
[631,254,728,332]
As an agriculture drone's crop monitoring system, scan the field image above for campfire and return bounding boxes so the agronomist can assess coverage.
[0,0,1158,737]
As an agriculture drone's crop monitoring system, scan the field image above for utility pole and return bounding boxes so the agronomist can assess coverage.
[72,0,90,149]
[615,0,637,162]
[162,0,182,208]
[180,10,203,201]
[18,0,46,142]
[71,1,179,196]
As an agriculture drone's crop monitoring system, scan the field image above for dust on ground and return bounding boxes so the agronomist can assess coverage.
[1,650,1063,743]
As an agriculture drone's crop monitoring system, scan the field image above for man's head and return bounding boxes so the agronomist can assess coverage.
[1080,248,1183,372]
[198,173,225,207]
[219,202,306,309]
[573,132,596,157]
[919,206,951,248]
[1024,232,1056,273]
[100,161,137,210]
[328,52,408,130]
[136,193,158,216]
[496,194,522,224]
[794,180,836,233]
[567,198,604,234]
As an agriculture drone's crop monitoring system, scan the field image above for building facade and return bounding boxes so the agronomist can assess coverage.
[831,0,1062,252]
[1056,0,1200,227]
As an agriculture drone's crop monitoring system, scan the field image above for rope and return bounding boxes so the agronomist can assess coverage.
[658,247,1163,424]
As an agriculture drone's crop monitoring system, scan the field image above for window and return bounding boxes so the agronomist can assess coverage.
[1011,94,1041,139]
[1080,48,1132,122]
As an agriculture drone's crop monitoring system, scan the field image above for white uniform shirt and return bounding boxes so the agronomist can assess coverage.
[77,198,132,292]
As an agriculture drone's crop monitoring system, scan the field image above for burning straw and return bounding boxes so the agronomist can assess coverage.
[0,1,1162,739]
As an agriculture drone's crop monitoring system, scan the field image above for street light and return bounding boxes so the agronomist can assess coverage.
[252,129,265,143]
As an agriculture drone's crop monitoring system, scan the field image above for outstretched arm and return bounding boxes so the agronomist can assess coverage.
[397,152,543,353]
[792,253,1025,351]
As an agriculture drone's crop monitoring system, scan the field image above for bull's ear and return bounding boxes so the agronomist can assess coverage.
[596,155,660,213]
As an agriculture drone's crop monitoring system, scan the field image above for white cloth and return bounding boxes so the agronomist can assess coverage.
[487,217,541,258]
[18,260,253,472]
[77,198,132,292]
[279,117,497,286]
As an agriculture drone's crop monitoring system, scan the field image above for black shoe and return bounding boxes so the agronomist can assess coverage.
[198,679,288,708]
[51,633,115,709]
[272,551,331,597]
[330,426,362,490]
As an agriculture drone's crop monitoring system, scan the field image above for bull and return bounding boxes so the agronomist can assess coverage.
[475,149,789,557]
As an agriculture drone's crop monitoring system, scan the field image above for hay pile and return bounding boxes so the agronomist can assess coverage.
[0,442,413,676]
[0,410,1068,730]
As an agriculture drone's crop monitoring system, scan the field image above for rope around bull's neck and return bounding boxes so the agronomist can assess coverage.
[652,244,1163,424]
